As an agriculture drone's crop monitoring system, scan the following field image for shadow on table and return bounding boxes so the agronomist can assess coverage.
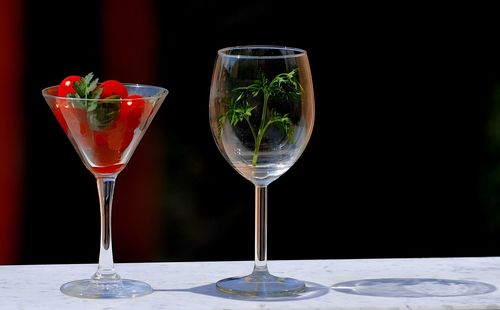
[331,278,496,298]
[154,281,330,301]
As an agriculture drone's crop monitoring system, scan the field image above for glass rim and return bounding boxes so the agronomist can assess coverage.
[42,83,169,101]
[217,45,307,59]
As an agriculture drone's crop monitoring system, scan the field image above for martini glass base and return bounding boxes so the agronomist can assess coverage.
[60,279,153,299]
[216,270,306,297]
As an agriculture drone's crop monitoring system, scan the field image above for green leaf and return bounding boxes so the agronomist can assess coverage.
[268,68,301,101]
[66,73,121,130]
[82,72,94,86]
[221,68,301,165]
[226,98,256,126]
[71,72,98,99]
[87,100,120,131]
[89,87,103,100]
[87,101,98,112]
[269,110,292,134]
[88,77,99,92]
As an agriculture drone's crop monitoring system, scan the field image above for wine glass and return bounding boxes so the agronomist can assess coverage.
[42,83,168,298]
[209,46,315,297]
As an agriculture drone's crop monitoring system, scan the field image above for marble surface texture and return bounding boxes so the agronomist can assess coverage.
[2,257,500,309]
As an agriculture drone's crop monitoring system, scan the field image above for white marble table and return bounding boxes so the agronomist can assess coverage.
[2,257,500,309]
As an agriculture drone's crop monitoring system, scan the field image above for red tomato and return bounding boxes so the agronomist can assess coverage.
[120,95,145,129]
[119,130,135,152]
[100,80,128,98]
[93,131,108,147]
[57,75,81,97]
[52,108,68,133]
[52,99,69,133]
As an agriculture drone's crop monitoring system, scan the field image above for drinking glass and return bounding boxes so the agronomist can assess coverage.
[209,46,315,297]
[42,83,168,298]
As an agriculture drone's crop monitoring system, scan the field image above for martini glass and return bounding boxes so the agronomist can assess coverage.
[42,83,167,298]
[209,46,315,297]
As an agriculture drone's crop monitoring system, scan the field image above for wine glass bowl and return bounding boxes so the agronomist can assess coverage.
[209,46,315,297]
[44,84,166,176]
[42,83,167,298]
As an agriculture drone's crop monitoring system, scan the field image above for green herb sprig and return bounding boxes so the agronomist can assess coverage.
[219,68,301,166]
[67,73,119,130]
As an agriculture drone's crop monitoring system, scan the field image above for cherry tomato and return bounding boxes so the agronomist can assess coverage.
[100,80,128,98]
[120,95,145,129]
[93,131,108,147]
[57,75,81,97]
[119,130,135,152]
[52,107,68,133]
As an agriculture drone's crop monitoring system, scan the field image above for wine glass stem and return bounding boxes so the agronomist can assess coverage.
[254,185,268,272]
[93,176,120,280]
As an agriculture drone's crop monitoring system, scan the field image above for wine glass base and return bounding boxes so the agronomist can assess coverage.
[60,279,153,299]
[216,271,306,297]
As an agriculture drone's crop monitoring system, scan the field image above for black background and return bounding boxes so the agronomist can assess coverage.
[20,2,500,264]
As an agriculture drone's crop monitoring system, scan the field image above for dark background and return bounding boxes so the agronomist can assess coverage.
[14,2,500,264]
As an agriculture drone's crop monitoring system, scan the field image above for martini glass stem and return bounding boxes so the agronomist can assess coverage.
[93,176,120,280]
[254,185,268,273]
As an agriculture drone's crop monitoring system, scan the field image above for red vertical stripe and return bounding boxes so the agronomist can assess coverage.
[102,0,158,83]
[102,0,162,261]
[0,0,23,264]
